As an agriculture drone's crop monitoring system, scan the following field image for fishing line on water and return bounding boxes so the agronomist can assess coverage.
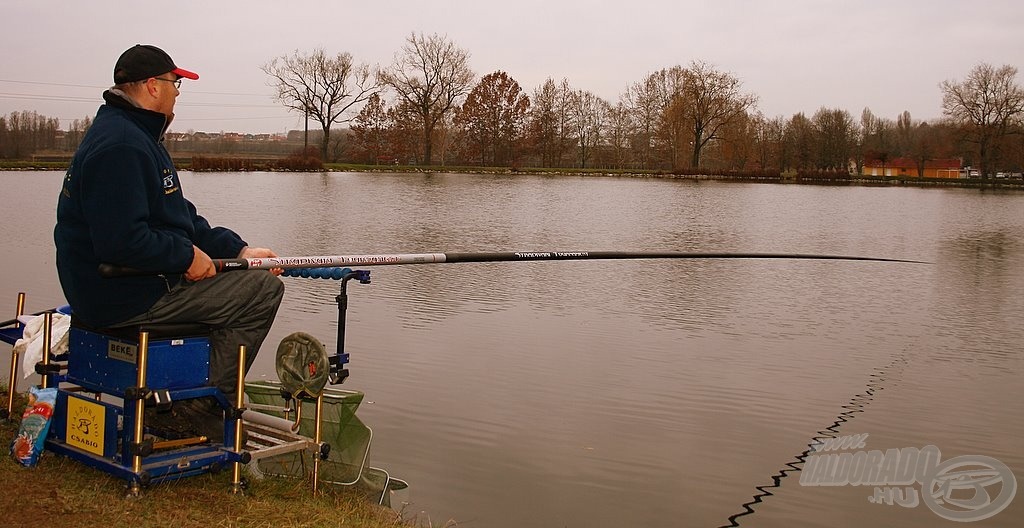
[720,350,911,527]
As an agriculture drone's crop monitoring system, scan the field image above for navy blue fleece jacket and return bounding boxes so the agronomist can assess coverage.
[55,90,246,327]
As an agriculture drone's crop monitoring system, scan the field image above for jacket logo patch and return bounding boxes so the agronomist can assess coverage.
[161,168,180,195]
[61,169,73,198]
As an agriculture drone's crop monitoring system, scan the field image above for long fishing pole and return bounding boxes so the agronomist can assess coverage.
[212,250,927,272]
[98,250,926,277]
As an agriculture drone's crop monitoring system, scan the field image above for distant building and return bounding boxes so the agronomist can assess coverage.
[863,157,963,178]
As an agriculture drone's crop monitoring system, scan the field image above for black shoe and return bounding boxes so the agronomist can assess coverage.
[173,397,226,443]
[144,407,200,440]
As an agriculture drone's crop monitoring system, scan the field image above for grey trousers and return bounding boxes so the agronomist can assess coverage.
[113,270,285,394]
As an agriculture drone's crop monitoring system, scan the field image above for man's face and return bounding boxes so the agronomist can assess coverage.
[147,75,180,117]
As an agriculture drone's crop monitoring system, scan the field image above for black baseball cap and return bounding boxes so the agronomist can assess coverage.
[113,44,199,84]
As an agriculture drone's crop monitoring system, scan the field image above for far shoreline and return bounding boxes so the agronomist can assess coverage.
[3,160,1023,191]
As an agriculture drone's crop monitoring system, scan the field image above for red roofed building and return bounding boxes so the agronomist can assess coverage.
[863,157,963,178]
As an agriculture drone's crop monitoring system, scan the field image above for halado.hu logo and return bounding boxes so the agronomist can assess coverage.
[799,433,1016,522]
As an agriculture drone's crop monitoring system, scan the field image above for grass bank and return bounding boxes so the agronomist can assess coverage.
[0,387,420,528]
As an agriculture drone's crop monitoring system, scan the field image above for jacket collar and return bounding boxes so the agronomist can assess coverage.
[102,89,173,140]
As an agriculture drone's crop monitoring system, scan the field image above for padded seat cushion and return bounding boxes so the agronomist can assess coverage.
[71,317,212,340]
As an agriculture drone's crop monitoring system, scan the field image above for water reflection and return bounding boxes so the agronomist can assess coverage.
[1,171,1022,528]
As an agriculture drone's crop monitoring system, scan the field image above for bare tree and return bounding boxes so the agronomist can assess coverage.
[895,110,914,154]
[65,115,92,152]
[859,108,896,174]
[436,109,458,166]
[569,90,608,168]
[857,107,878,174]
[783,112,815,172]
[0,110,60,159]
[895,111,934,177]
[388,100,426,164]
[650,66,688,169]
[812,107,857,171]
[752,113,785,171]
[623,73,667,169]
[716,110,758,170]
[603,100,634,169]
[527,78,575,168]
[941,62,1024,178]
[262,48,378,161]
[681,61,758,168]
[379,32,474,166]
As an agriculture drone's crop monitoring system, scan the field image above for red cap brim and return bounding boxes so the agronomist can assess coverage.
[172,67,199,80]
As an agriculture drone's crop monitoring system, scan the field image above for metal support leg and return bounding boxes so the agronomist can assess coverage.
[4,292,26,419]
[313,392,324,495]
[39,312,52,389]
[231,344,247,494]
[129,331,150,496]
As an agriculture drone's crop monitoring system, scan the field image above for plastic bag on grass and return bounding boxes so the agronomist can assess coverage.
[10,386,57,467]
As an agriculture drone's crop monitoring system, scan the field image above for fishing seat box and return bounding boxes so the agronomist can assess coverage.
[66,319,211,396]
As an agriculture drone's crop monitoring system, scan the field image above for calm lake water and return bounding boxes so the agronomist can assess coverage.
[2,170,1022,527]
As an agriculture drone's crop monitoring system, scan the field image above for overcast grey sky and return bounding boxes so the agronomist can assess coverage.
[2,1,1021,134]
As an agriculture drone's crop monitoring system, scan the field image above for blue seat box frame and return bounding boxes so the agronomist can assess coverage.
[45,323,246,488]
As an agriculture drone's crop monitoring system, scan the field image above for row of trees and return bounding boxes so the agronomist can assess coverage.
[263,35,765,170]
[0,111,91,159]
[261,33,1023,178]
[3,34,1022,178]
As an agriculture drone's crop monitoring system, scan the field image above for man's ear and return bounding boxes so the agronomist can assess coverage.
[143,78,160,98]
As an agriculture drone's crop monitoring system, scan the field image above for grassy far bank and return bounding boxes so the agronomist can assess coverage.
[0,387,421,528]
[3,159,1023,189]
